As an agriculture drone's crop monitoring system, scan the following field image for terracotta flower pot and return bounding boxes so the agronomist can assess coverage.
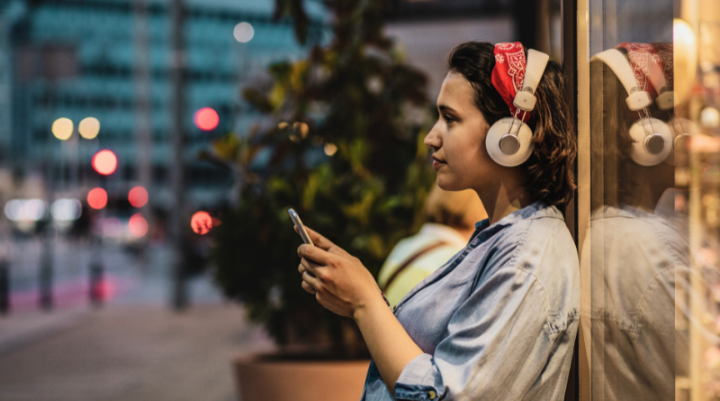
[233,352,371,401]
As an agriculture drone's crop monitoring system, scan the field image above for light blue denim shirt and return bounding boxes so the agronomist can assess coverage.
[361,201,580,401]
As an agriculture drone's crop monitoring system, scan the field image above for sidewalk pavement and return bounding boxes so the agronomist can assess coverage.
[0,304,276,401]
[0,308,91,356]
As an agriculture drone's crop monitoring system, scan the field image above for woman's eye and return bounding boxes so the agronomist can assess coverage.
[444,115,455,123]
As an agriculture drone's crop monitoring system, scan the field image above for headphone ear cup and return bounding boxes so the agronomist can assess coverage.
[485,117,534,167]
[628,117,673,166]
[665,117,697,166]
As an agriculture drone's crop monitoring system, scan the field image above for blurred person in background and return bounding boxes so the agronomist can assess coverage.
[377,185,487,308]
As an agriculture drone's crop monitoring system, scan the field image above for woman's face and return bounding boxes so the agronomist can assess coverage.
[425,71,499,192]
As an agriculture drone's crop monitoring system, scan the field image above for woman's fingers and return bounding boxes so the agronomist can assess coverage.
[298,244,334,267]
[301,271,320,291]
[303,226,337,251]
[299,257,322,277]
[301,280,316,294]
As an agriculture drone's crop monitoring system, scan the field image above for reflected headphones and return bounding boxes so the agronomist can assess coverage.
[591,46,675,166]
[486,43,550,167]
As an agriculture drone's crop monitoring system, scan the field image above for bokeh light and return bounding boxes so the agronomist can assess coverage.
[233,22,254,43]
[701,107,720,128]
[51,198,82,221]
[194,107,220,131]
[78,117,101,139]
[94,279,116,302]
[4,199,47,221]
[128,186,149,208]
[191,211,213,235]
[92,150,118,175]
[128,213,149,238]
[324,143,338,156]
[87,188,108,210]
[52,118,74,140]
[294,122,309,138]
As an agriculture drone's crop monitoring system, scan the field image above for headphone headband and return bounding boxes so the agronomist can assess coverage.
[591,49,652,111]
[491,43,550,122]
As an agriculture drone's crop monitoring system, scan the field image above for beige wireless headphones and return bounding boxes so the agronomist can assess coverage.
[486,48,550,167]
[591,49,674,166]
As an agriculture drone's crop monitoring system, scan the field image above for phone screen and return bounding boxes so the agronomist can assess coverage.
[288,208,314,246]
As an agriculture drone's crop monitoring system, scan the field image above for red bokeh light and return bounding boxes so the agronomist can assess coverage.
[191,211,213,235]
[87,188,108,210]
[91,279,116,302]
[194,107,219,131]
[92,150,118,175]
[128,186,149,208]
[128,213,149,238]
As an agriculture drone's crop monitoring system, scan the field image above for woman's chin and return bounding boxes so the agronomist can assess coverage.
[436,176,465,192]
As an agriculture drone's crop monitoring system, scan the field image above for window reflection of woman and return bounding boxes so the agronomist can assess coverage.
[585,44,689,401]
[295,42,579,400]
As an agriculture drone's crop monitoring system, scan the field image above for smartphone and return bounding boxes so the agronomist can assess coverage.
[288,208,314,246]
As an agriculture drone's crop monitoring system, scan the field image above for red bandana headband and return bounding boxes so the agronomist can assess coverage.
[491,42,530,122]
[616,42,673,97]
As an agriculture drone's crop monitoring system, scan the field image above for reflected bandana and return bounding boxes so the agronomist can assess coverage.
[651,42,674,90]
[491,42,530,122]
[616,42,670,97]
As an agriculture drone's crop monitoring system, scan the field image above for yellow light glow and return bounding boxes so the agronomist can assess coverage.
[674,19,696,47]
[294,122,309,138]
[324,143,338,156]
[78,117,101,139]
[52,118,74,140]
[673,19,698,105]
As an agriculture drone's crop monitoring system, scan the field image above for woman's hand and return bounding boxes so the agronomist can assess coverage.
[296,226,384,320]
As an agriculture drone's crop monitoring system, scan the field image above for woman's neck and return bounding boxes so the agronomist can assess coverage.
[475,170,533,225]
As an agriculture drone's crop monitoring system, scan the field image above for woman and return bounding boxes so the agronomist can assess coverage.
[296,41,579,400]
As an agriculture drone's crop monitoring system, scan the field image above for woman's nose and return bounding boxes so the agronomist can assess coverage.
[424,123,442,149]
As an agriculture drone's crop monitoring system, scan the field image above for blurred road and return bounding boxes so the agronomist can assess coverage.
[0,304,275,401]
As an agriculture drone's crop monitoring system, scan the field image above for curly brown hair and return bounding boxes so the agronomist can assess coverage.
[447,42,577,208]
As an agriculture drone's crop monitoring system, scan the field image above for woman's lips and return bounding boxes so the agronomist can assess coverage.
[432,159,447,170]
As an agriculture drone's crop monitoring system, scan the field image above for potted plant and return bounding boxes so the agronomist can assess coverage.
[211,0,434,399]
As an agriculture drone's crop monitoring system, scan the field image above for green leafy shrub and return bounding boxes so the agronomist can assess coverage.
[212,0,435,357]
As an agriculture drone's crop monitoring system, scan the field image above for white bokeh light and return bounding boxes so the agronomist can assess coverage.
[701,107,720,128]
[51,198,82,221]
[233,22,254,43]
[4,199,47,222]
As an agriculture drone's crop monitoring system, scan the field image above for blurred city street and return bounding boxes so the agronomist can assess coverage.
[0,304,274,401]
[0,242,275,401]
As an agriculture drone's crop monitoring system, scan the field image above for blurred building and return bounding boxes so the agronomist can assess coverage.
[385,0,561,99]
[0,0,325,214]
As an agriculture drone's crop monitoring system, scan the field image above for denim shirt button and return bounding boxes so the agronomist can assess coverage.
[428,390,437,400]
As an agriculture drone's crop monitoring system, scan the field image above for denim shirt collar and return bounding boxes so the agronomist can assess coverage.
[393,200,560,311]
[468,200,559,246]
